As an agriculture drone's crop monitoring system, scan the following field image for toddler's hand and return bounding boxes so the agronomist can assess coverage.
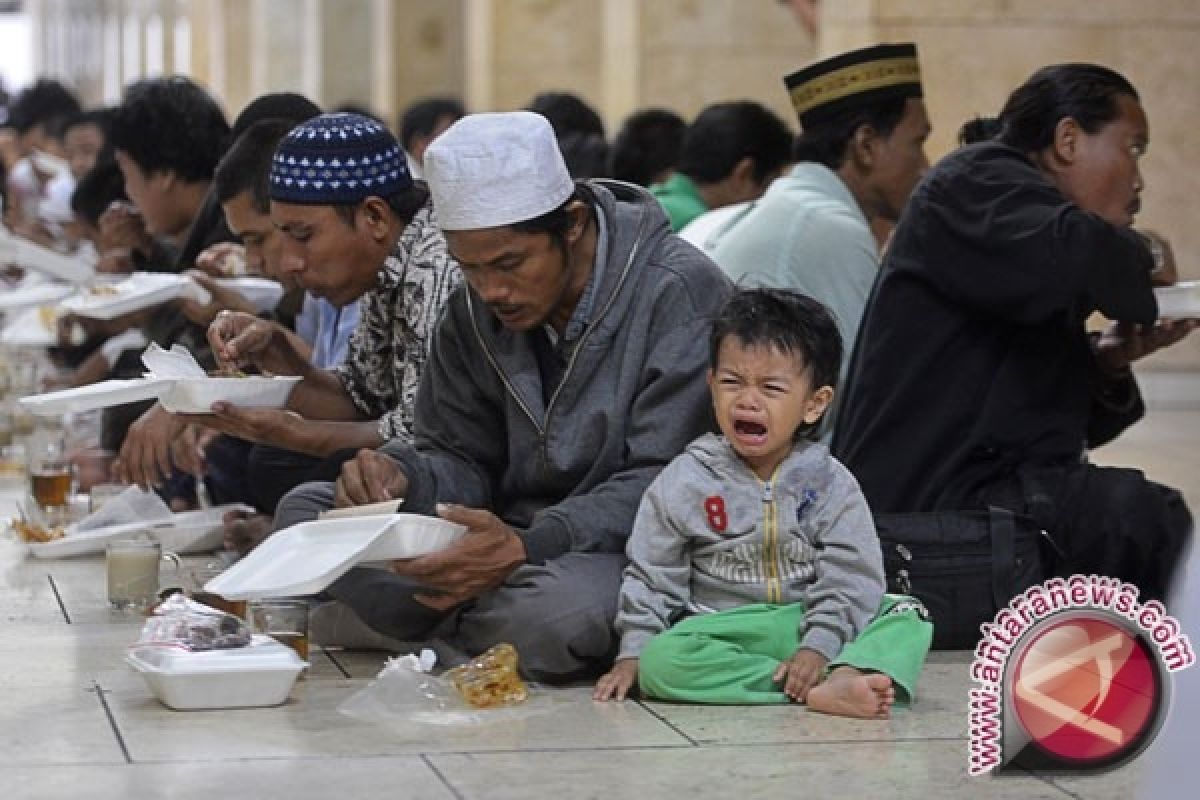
[593,658,639,702]
[773,647,829,703]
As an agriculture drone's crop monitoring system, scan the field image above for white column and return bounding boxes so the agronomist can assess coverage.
[463,0,494,112]
[600,0,639,134]
[300,0,322,105]
[369,0,394,120]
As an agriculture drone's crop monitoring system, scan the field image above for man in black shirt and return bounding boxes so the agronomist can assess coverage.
[834,64,1196,601]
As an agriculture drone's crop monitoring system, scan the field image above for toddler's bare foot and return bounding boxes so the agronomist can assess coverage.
[806,666,895,720]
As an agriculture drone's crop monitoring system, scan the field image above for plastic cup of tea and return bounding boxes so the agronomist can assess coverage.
[188,562,247,619]
[30,450,73,509]
[249,599,310,663]
[0,443,25,488]
[106,538,181,611]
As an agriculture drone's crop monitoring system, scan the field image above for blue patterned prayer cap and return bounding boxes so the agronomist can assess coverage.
[268,112,411,205]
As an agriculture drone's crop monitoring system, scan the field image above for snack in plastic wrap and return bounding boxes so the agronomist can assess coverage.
[444,643,529,708]
[136,594,252,651]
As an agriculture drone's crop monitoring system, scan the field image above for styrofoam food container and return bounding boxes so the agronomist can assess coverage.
[60,272,194,319]
[0,282,75,311]
[1154,281,1200,319]
[19,378,169,416]
[216,277,284,312]
[158,375,302,413]
[203,516,399,600]
[365,514,469,560]
[26,503,254,558]
[204,514,466,600]
[126,635,306,710]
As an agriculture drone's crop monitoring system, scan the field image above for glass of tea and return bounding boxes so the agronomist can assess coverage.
[30,441,74,509]
[249,599,310,663]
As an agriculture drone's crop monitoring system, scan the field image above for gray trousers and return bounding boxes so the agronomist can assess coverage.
[275,481,626,681]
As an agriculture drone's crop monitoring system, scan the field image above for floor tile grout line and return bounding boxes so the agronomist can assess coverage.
[46,573,71,624]
[635,699,702,746]
[420,753,467,800]
[89,681,133,764]
[89,738,979,767]
[320,646,352,679]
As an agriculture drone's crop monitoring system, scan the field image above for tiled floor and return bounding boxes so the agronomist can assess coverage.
[3,372,1197,800]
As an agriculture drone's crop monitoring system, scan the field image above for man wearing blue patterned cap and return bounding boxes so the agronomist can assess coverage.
[201,113,461,551]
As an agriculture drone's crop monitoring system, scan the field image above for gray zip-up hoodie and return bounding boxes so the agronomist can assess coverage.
[615,433,885,662]
[381,181,733,564]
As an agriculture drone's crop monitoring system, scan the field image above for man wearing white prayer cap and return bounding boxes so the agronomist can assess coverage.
[276,111,732,680]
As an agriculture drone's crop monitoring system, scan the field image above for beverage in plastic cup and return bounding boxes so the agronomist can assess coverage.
[249,599,310,661]
[106,538,180,611]
[189,563,247,619]
[0,443,25,488]
[30,460,72,508]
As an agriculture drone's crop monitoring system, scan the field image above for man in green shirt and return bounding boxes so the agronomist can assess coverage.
[649,101,792,231]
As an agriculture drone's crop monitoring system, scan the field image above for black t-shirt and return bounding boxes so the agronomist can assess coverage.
[832,142,1156,512]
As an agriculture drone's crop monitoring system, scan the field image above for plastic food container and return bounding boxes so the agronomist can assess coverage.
[203,513,468,600]
[26,503,254,559]
[1154,281,1200,319]
[157,375,302,413]
[215,277,285,313]
[126,635,306,710]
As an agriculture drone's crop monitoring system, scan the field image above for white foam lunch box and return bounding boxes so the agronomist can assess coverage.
[126,635,306,710]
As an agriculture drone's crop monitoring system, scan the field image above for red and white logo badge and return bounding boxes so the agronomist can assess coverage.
[968,576,1192,776]
[1011,615,1162,766]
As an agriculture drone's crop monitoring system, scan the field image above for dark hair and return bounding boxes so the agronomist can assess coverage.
[399,96,465,152]
[331,183,432,227]
[678,101,793,185]
[709,288,843,393]
[63,107,116,139]
[957,116,1002,146]
[214,120,296,212]
[110,76,230,182]
[508,183,597,253]
[528,92,609,179]
[527,91,605,138]
[792,95,909,169]
[996,63,1139,153]
[7,79,81,137]
[59,107,117,169]
[70,160,128,225]
[608,108,686,186]
[231,92,321,140]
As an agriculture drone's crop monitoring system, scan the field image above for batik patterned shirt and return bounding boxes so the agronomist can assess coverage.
[333,201,460,440]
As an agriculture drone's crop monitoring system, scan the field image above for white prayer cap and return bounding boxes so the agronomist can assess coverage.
[424,111,575,231]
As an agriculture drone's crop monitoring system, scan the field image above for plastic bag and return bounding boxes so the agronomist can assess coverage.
[74,485,171,533]
[338,646,564,728]
[134,593,252,651]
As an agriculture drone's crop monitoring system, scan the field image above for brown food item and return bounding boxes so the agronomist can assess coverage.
[445,642,529,708]
[87,285,119,296]
[208,366,248,378]
[12,519,66,543]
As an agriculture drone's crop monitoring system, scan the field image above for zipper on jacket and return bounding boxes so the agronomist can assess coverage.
[761,469,783,604]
